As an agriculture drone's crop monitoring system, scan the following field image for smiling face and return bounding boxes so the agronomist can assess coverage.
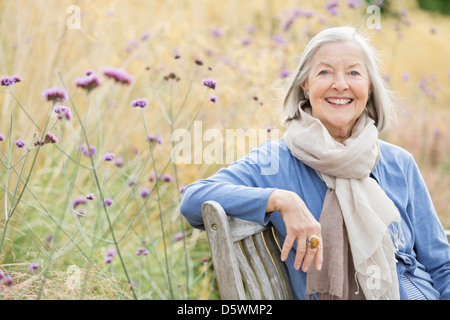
[302,41,371,143]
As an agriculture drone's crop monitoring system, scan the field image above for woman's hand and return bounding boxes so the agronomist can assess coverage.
[267,189,323,272]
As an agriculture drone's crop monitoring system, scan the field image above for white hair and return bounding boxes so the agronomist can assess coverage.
[282,26,397,132]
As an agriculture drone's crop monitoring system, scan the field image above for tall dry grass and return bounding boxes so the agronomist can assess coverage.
[0,0,449,299]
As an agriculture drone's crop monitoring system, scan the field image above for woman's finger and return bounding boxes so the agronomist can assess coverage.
[294,238,307,270]
[280,234,295,262]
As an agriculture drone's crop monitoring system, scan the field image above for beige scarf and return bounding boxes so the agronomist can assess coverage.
[283,105,403,300]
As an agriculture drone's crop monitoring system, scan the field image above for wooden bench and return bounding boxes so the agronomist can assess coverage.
[202,200,293,300]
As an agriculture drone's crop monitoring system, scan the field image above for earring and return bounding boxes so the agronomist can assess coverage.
[304,90,310,99]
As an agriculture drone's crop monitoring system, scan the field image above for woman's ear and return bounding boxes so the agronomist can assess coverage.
[301,82,308,92]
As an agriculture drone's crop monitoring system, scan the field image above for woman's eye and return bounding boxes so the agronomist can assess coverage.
[350,71,359,76]
[319,70,329,75]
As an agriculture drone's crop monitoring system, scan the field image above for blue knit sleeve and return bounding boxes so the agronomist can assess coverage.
[179,140,280,229]
[407,156,450,299]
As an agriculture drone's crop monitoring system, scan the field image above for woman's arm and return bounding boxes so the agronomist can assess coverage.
[406,156,450,299]
[179,141,279,229]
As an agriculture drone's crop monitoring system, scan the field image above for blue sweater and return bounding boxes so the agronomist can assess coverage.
[179,139,450,299]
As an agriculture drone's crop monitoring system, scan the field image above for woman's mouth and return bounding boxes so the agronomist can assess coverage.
[325,97,353,108]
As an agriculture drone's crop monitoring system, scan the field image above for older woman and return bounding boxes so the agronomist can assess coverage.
[179,26,450,300]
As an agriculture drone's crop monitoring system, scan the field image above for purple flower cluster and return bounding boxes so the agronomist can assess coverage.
[35,132,59,146]
[105,248,116,264]
[104,197,113,206]
[75,70,102,92]
[130,98,148,108]
[77,144,97,157]
[29,262,40,272]
[149,172,174,183]
[0,75,22,86]
[114,156,124,167]
[146,134,163,144]
[202,78,217,90]
[139,188,152,197]
[173,231,183,242]
[135,247,149,255]
[279,69,291,78]
[0,270,13,286]
[44,132,59,144]
[42,87,68,103]
[54,105,73,121]
[0,134,5,142]
[209,95,218,103]
[102,66,133,85]
[15,139,26,148]
[73,197,87,209]
[280,8,315,31]
[103,152,115,161]
[326,0,339,15]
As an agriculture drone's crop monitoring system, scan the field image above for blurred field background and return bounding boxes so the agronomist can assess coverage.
[0,0,449,300]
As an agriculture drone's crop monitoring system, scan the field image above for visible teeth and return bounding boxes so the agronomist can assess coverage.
[326,98,352,105]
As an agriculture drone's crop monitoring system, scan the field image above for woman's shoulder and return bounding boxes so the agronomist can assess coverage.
[248,138,293,159]
[378,139,414,169]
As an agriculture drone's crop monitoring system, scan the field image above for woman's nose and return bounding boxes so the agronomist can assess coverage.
[331,73,349,92]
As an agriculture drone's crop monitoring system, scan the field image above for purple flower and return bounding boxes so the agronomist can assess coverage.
[103,152,115,161]
[104,197,113,206]
[77,144,97,156]
[44,132,59,144]
[173,231,183,242]
[29,262,39,271]
[202,78,217,90]
[295,8,315,18]
[13,75,23,83]
[279,69,291,78]
[211,27,223,37]
[75,70,102,91]
[114,157,124,167]
[140,32,151,41]
[179,186,186,193]
[130,98,148,108]
[106,248,117,257]
[54,105,73,121]
[102,66,133,85]
[42,87,68,102]
[135,247,149,255]
[326,0,339,15]
[73,197,87,209]
[240,36,253,45]
[272,35,289,46]
[86,193,96,200]
[161,173,174,182]
[3,274,13,286]
[347,0,361,8]
[1,75,22,86]
[402,72,410,82]
[104,256,113,264]
[0,270,5,281]
[0,134,5,141]
[209,95,218,103]
[15,139,26,148]
[139,188,152,197]
[146,134,163,144]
